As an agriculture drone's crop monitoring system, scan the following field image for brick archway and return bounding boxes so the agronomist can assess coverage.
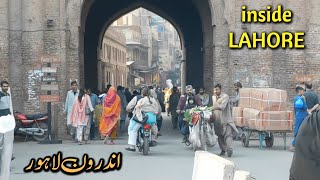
[79,0,214,92]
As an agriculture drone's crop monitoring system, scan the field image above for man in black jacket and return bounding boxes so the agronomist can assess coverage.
[289,110,320,180]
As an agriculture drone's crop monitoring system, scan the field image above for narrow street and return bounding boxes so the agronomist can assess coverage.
[11,114,294,180]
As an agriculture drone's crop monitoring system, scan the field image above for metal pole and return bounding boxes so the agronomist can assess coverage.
[47,62,52,141]
[180,47,186,94]
[39,62,61,144]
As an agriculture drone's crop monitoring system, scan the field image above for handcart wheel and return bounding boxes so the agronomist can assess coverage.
[265,132,274,148]
[241,130,250,148]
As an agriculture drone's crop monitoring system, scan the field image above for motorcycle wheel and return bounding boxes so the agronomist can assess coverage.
[32,122,48,142]
[143,135,149,155]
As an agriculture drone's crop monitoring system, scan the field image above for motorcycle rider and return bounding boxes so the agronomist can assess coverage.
[125,87,160,152]
[176,85,203,143]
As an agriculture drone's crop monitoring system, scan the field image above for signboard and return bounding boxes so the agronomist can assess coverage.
[41,56,60,63]
[42,67,57,73]
[39,95,60,102]
[134,78,141,86]
[41,76,57,82]
[293,75,316,82]
[157,25,164,32]
[150,16,165,26]
[41,84,59,91]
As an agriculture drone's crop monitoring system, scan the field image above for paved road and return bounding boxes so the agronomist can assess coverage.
[10,114,294,180]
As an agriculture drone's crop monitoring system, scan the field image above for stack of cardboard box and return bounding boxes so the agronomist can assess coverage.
[232,88,293,131]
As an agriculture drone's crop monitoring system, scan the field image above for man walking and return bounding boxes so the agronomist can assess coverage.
[230,82,243,141]
[304,83,319,114]
[86,88,99,140]
[63,81,79,141]
[289,109,320,180]
[212,84,238,157]
[289,86,308,152]
[168,87,180,129]
[0,81,14,180]
[155,87,165,136]
[117,86,128,132]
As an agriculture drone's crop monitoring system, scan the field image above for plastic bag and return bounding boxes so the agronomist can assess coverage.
[294,97,304,109]
[205,123,217,147]
[0,115,16,133]
[189,122,201,149]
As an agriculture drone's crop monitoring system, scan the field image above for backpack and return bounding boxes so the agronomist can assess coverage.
[294,97,304,109]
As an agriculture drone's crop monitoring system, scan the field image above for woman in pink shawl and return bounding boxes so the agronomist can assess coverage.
[70,89,94,145]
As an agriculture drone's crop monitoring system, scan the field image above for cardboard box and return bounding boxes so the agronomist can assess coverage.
[232,107,245,127]
[251,88,287,111]
[239,88,252,108]
[232,107,243,117]
[243,108,293,131]
[234,117,245,127]
[243,108,260,129]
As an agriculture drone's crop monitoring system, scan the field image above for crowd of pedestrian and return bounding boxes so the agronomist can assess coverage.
[63,81,173,146]
[1,77,319,179]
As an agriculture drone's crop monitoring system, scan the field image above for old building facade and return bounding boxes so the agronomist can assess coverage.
[0,0,319,138]
[99,27,127,91]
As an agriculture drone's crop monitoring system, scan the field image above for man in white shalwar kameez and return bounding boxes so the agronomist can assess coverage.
[63,81,79,141]
[125,88,160,151]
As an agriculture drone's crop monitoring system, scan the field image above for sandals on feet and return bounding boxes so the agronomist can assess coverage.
[103,136,109,144]
[125,147,136,152]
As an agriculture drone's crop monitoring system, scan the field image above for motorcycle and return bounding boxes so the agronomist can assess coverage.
[13,111,49,142]
[132,112,157,156]
[180,108,217,151]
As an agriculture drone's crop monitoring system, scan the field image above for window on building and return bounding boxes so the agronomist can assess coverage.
[122,74,124,86]
[112,48,114,60]
[122,51,124,63]
[117,49,119,62]
[106,70,109,85]
[105,44,107,58]
[120,51,122,63]
[103,44,105,58]
[109,72,111,85]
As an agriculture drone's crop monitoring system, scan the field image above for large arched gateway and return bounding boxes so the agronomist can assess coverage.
[1,0,318,138]
[80,0,214,92]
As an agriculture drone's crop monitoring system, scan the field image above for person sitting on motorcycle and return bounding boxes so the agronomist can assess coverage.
[176,85,203,143]
[125,87,161,152]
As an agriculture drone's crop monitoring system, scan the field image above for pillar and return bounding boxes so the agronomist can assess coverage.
[180,47,186,94]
